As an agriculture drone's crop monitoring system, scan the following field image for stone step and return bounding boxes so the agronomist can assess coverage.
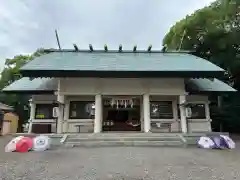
[65,140,183,147]
[68,132,180,135]
[66,136,182,142]
[184,136,200,145]
[67,133,180,138]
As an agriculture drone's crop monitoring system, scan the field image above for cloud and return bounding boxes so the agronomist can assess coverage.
[0,0,214,70]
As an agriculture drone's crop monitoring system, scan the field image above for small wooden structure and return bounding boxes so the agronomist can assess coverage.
[0,103,19,135]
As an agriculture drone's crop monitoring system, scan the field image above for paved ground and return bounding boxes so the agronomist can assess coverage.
[1,137,240,180]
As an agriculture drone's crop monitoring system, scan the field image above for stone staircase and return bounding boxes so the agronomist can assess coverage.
[62,133,186,147]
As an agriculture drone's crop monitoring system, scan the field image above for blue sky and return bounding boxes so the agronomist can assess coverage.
[0,0,214,70]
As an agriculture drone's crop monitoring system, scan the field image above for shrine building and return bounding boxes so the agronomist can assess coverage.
[2,46,236,134]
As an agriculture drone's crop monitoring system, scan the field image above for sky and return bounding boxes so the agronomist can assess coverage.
[0,0,214,70]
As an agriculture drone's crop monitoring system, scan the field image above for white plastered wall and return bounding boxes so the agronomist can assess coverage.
[149,95,211,133]
[31,78,212,133]
[31,94,57,133]
[186,95,212,132]
[59,77,185,133]
[150,95,180,132]
[64,95,94,133]
[59,78,185,95]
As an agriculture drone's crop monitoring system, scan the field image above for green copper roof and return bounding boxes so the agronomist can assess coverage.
[2,77,56,94]
[2,77,236,94]
[20,51,224,78]
[186,78,236,93]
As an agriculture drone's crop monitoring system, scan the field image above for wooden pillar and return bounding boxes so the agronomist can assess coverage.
[94,94,102,133]
[205,102,211,120]
[205,101,212,131]
[140,96,144,132]
[143,94,151,132]
[63,101,69,133]
[28,100,35,133]
[179,95,187,133]
[56,79,64,134]
[57,103,64,134]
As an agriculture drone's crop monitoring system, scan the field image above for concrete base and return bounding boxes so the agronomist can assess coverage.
[63,132,230,147]
[11,132,230,147]
[65,141,184,148]
[64,133,184,147]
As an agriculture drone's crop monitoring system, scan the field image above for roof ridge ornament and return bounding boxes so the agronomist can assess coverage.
[119,44,122,52]
[104,44,108,52]
[89,44,93,52]
[161,44,168,53]
[43,46,194,53]
[133,45,137,52]
[73,44,79,51]
[147,45,152,52]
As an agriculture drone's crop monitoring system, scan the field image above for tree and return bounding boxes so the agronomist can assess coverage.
[163,0,240,133]
[0,49,45,132]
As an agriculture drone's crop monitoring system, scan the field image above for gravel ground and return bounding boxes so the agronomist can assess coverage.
[1,137,240,180]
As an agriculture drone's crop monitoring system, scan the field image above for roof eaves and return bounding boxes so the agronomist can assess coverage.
[2,90,54,94]
[1,77,57,94]
[186,78,237,93]
[20,70,225,78]
[0,102,13,111]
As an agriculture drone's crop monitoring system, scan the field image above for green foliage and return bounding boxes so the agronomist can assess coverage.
[163,0,240,133]
[0,48,45,132]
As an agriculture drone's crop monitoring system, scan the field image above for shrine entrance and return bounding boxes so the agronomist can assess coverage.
[102,96,141,132]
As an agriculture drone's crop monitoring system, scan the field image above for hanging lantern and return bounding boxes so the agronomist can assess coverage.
[110,99,114,107]
[130,99,134,108]
[116,100,119,109]
[123,100,126,107]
